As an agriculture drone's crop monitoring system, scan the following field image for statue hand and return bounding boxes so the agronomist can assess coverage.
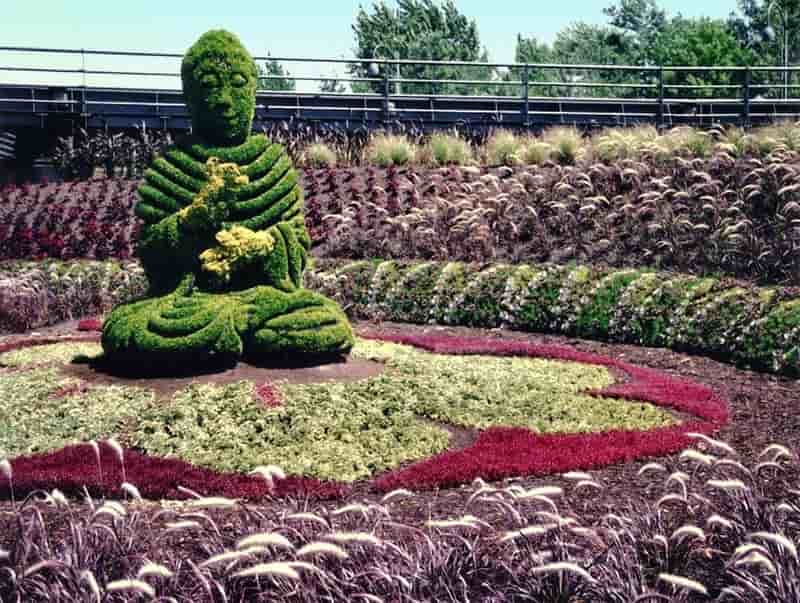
[179,201,216,232]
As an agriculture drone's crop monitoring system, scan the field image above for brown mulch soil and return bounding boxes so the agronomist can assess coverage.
[61,354,386,397]
[1,318,799,537]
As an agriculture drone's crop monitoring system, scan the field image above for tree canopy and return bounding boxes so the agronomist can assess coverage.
[257,56,296,92]
[348,0,498,95]
[339,0,790,98]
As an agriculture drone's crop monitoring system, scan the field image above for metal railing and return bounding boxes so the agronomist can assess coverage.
[2,46,800,129]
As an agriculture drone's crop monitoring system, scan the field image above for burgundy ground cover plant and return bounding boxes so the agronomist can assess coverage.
[76,316,104,331]
[254,381,283,408]
[0,178,140,261]
[0,441,345,502]
[0,330,728,501]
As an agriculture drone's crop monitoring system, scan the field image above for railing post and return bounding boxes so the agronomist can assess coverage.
[522,64,530,128]
[657,66,665,130]
[382,62,391,126]
[743,67,752,129]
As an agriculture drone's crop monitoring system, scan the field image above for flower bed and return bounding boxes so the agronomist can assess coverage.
[6,142,800,284]
[309,259,800,375]
[0,330,727,500]
[363,331,727,492]
[5,256,798,376]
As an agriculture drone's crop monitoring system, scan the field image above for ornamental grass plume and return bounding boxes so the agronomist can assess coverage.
[657,573,708,596]
[759,444,794,462]
[0,458,13,506]
[686,432,737,456]
[137,561,174,579]
[296,541,349,560]
[532,562,596,584]
[87,440,102,485]
[747,532,798,560]
[233,562,301,580]
[735,551,777,574]
[105,437,125,484]
[120,482,142,501]
[680,449,716,466]
[324,531,383,547]
[380,488,415,504]
[105,579,156,598]
[187,496,239,510]
[200,550,254,568]
[706,479,748,492]
[236,532,294,551]
[425,517,482,531]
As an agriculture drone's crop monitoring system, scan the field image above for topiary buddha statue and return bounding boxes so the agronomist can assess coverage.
[101,30,354,369]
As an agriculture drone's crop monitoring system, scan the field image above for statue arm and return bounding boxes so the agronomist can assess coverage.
[261,214,311,290]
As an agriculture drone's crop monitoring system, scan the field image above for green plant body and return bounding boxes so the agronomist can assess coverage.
[484,130,523,166]
[365,134,417,167]
[102,30,354,367]
[302,143,338,168]
[0,339,674,481]
[424,133,473,166]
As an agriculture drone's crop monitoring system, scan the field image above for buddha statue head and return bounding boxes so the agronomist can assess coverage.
[181,30,258,146]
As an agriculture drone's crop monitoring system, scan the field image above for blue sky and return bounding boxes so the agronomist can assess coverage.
[0,0,742,91]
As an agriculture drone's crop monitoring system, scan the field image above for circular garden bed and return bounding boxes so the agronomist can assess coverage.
[0,326,728,502]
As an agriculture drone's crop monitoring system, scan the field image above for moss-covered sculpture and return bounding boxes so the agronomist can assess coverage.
[102,30,354,367]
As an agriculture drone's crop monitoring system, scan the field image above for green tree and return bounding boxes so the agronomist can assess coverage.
[510,34,554,96]
[257,55,296,91]
[604,0,667,61]
[319,76,347,93]
[549,23,644,97]
[348,0,499,96]
[651,17,755,98]
[729,0,800,97]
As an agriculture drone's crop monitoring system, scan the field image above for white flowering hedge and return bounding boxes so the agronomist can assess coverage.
[306,258,800,375]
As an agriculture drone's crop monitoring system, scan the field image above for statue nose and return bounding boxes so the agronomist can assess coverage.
[214,92,234,111]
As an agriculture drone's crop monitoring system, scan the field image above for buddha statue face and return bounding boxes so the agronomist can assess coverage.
[181,30,258,146]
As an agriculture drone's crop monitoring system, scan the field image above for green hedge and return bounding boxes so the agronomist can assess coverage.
[305,259,800,376]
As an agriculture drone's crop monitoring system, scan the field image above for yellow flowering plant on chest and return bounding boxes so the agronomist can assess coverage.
[200,224,275,285]
[178,157,248,232]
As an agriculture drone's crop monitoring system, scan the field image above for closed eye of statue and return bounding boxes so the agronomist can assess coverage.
[200,73,220,88]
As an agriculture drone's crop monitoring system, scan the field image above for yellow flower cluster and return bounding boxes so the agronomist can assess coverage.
[203,156,249,194]
[200,225,275,281]
[178,157,249,230]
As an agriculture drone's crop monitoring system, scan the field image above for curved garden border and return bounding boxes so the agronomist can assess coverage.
[0,329,729,501]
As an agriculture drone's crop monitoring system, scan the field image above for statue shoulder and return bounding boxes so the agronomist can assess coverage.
[148,135,208,182]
